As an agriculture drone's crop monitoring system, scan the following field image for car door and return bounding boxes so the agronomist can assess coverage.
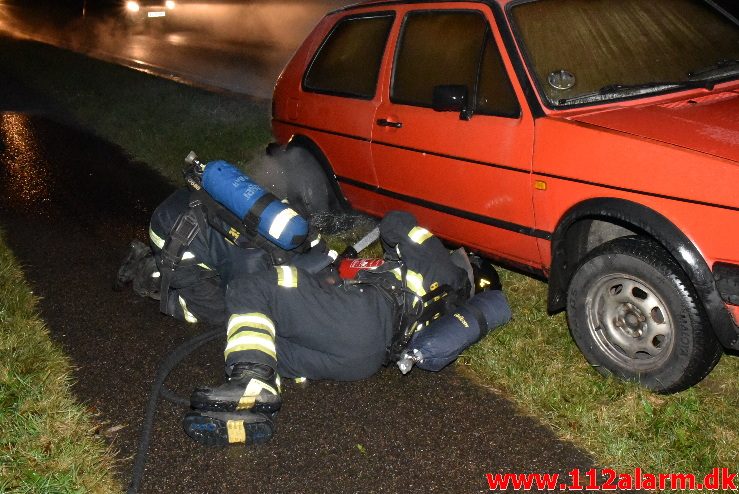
[371,5,541,266]
[276,11,395,216]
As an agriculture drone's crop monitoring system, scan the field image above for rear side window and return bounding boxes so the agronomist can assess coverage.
[304,14,394,99]
[392,11,520,117]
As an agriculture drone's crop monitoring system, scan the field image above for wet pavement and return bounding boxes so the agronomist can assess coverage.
[0,111,599,493]
[0,2,347,98]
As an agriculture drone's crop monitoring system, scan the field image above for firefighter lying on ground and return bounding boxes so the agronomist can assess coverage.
[116,160,511,447]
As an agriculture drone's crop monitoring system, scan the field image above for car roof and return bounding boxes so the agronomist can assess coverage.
[332,0,513,14]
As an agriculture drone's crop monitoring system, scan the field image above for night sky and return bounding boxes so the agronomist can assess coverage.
[5,0,739,27]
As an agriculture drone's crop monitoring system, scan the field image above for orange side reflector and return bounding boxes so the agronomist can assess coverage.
[534,180,547,191]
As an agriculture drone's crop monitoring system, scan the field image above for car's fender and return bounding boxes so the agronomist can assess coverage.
[548,197,739,349]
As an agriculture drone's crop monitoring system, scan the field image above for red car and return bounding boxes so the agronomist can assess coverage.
[271,0,739,392]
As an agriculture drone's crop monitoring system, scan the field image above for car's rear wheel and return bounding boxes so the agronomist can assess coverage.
[567,236,721,393]
[257,145,346,218]
[285,146,346,216]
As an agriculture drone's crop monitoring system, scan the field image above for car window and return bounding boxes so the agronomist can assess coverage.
[303,14,394,99]
[510,0,739,107]
[477,32,521,117]
[391,10,519,117]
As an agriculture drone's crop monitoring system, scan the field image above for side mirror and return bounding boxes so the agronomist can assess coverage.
[432,85,472,120]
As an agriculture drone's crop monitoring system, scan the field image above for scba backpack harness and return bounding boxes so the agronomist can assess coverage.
[158,152,309,315]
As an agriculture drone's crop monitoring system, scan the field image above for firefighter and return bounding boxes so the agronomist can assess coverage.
[117,185,502,448]
[181,210,473,447]
[115,187,331,327]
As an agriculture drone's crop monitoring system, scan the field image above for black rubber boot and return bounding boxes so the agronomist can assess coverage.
[132,255,161,300]
[190,363,282,414]
[182,410,274,446]
[113,240,152,291]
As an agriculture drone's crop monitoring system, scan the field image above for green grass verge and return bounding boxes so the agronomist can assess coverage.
[1,35,737,488]
[0,37,272,183]
[464,271,738,480]
[0,229,119,493]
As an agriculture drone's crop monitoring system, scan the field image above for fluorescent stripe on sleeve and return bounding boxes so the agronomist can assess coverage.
[408,226,433,244]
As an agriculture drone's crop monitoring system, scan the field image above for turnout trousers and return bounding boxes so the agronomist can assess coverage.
[148,188,272,327]
[221,210,469,382]
[225,268,395,381]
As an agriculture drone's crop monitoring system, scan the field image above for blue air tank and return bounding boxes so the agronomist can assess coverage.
[202,160,308,250]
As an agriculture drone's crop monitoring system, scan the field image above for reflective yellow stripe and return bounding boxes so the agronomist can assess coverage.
[226,420,246,443]
[276,266,298,288]
[237,395,256,411]
[224,333,276,360]
[150,226,210,268]
[149,226,165,249]
[237,379,278,410]
[227,313,275,339]
[390,267,424,306]
[178,296,198,323]
[268,208,299,239]
[406,270,426,297]
[408,226,433,244]
[390,268,426,296]
[225,343,277,361]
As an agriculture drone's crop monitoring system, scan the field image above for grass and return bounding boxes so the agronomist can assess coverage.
[1,35,738,490]
[463,272,739,479]
[0,229,119,493]
[0,37,272,183]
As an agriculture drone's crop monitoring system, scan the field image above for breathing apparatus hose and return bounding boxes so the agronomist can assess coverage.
[126,327,222,494]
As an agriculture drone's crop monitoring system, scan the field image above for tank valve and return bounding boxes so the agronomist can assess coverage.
[396,348,424,375]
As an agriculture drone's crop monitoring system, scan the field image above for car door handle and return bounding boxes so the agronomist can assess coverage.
[376,118,403,128]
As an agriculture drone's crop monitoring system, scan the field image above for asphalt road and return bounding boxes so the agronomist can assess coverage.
[0,102,599,491]
[0,2,346,98]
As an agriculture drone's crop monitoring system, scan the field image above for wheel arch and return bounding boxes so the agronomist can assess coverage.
[283,134,351,210]
[547,197,738,349]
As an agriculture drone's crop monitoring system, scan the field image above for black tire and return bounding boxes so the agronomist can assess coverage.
[254,146,345,217]
[284,147,344,216]
[566,236,721,393]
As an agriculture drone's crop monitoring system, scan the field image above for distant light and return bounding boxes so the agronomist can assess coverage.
[165,0,176,9]
[126,1,140,12]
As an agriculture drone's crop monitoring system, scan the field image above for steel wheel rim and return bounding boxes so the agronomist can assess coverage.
[585,273,675,371]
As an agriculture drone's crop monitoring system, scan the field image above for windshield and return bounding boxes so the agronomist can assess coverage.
[509,0,739,107]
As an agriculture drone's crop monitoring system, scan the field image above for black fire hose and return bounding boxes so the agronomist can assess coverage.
[126,327,222,494]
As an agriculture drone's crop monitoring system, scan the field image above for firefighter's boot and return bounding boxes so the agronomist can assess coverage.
[132,255,161,300]
[114,239,152,291]
[190,363,282,414]
[182,410,274,446]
